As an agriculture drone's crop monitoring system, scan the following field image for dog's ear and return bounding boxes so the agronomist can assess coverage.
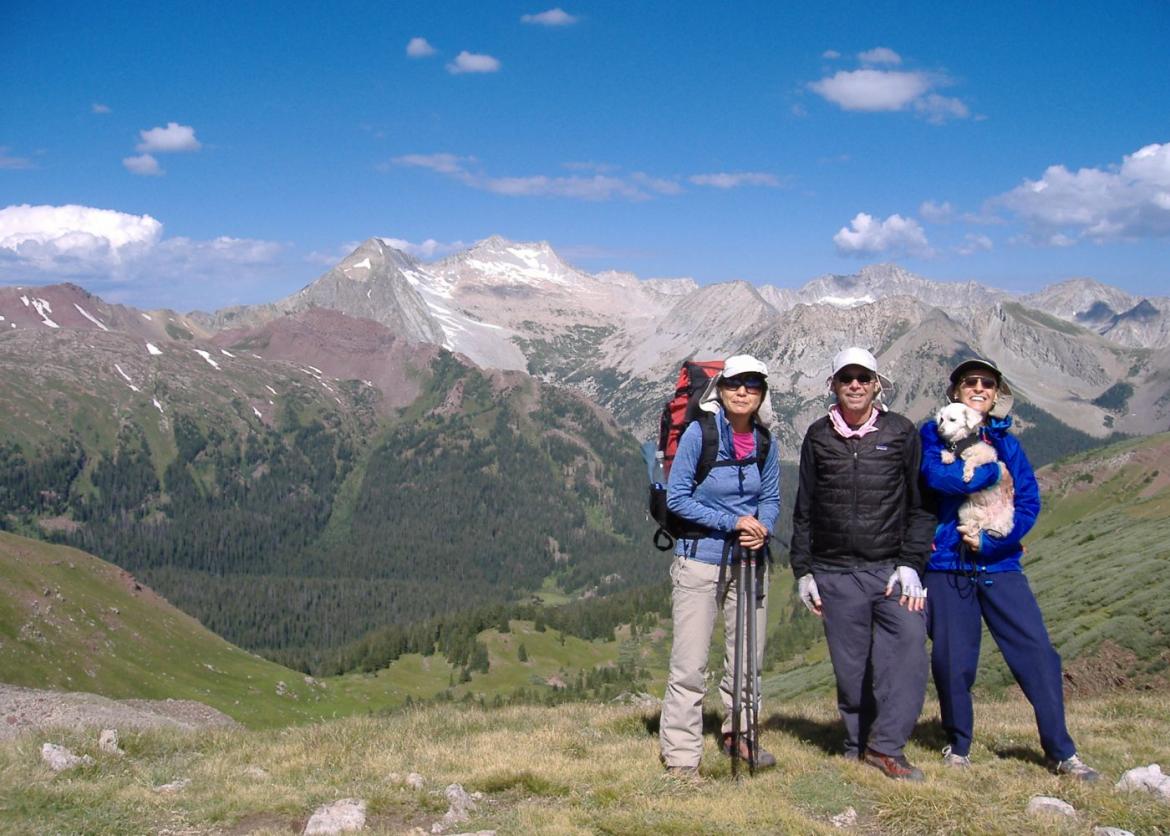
[964,406,982,431]
[935,405,948,425]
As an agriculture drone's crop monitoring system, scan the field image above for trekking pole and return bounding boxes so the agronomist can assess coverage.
[730,543,745,780]
[744,546,759,776]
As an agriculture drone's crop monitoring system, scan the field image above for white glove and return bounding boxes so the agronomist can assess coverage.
[885,566,926,600]
[797,574,822,613]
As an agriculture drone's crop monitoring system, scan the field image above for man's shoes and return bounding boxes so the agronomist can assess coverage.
[663,765,700,781]
[941,745,971,768]
[722,733,777,769]
[843,748,860,762]
[863,749,925,781]
[1050,753,1100,782]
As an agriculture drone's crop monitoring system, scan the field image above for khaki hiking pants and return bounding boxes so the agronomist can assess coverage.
[659,555,768,769]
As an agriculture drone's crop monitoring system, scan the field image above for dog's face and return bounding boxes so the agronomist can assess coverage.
[935,401,983,442]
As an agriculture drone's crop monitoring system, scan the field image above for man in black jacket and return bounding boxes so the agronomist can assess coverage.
[790,347,935,780]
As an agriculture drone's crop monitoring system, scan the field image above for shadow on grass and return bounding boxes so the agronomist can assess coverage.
[754,713,951,756]
[991,746,1048,767]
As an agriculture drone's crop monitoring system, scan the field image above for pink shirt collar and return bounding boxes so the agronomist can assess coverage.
[829,404,880,438]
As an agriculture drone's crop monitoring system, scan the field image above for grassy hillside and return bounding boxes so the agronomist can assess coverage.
[3,693,1168,835]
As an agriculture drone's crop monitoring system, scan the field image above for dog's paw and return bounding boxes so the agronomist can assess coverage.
[941,451,955,464]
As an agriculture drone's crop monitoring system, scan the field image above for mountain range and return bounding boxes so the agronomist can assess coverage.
[3,238,1169,659]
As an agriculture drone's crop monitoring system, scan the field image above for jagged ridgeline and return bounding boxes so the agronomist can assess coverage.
[0,345,656,658]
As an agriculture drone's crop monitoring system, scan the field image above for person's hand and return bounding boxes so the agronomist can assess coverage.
[735,515,768,550]
[885,565,927,612]
[957,524,982,552]
[797,574,822,617]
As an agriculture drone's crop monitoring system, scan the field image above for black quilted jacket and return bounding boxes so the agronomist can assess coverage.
[789,410,935,577]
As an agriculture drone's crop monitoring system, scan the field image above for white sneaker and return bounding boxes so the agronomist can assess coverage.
[1050,753,1099,782]
[941,745,971,768]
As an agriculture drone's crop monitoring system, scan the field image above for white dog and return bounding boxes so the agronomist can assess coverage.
[935,402,1015,538]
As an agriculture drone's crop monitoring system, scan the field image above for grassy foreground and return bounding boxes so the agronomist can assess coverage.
[3,691,1169,835]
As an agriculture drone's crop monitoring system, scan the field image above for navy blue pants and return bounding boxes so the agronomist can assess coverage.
[925,570,1075,761]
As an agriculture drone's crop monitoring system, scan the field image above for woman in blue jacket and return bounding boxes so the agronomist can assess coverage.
[921,358,1098,780]
[659,354,781,777]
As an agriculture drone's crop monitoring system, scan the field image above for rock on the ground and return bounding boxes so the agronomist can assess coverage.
[40,742,94,771]
[99,728,124,755]
[243,765,269,780]
[1093,827,1135,836]
[1115,764,1170,800]
[406,772,425,790]
[1026,796,1076,818]
[155,778,190,794]
[303,798,367,835]
[441,783,476,827]
[830,806,857,828]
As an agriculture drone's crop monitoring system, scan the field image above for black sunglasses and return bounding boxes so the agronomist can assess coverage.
[720,375,766,392]
[834,372,875,385]
[960,375,998,389]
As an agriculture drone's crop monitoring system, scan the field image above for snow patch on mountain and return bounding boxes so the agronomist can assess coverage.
[194,350,220,369]
[73,304,110,331]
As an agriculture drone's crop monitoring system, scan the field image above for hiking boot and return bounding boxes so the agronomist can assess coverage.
[842,748,860,762]
[941,745,971,768]
[863,749,925,781]
[1050,754,1100,782]
[663,765,701,782]
[722,733,777,769]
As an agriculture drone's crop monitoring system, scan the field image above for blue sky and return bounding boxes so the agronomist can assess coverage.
[2,0,1169,310]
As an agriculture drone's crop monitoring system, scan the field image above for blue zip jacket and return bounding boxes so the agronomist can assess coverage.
[666,405,780,564]
[920,414,1040,573]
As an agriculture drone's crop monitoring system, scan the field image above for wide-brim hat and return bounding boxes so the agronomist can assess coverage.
[699,354,776,427]
[947,357,1014,418]
[828,346,894,410]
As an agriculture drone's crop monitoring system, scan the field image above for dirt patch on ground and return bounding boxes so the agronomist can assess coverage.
[1062,640,1168,696]
[0,683,239,741]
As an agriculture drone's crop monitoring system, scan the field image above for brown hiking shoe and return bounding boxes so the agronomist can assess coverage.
[722,733,777,769]
[863,749,924,781]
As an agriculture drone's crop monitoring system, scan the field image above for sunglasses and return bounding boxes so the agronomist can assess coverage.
[959,375,998,389]
[720,375,766,392]
[834,372,875,385]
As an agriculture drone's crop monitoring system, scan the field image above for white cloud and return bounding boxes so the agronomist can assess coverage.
[822,50,841,59]
[123,153,163,176]
[92,103,112,114]
[0,203,285,303]
[688,172,781,189]
[956,233,993,255]
[390,153,683,201]
[406,37,436,57]
[996,142,1170,242]
[521,8,579,25]
[919,200,954,223]
[833,212,932,257]
[447,51,501,74]
[136,122,202,153]
[390,153,474,174]
[810,69,931,111]
[0,147,35,170]
[563,161,619,173]
[858,47,902,65]
[0,204,163,271]
[380,237,466,259]
[809,57,970,123]
[914,93,969,124]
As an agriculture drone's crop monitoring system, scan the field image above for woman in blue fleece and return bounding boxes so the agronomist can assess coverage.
[658,354,781,777]
[921,358,1098,781]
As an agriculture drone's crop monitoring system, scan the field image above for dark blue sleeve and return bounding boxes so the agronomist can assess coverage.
[978,434,1041,560]
[919,420,1002,495]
